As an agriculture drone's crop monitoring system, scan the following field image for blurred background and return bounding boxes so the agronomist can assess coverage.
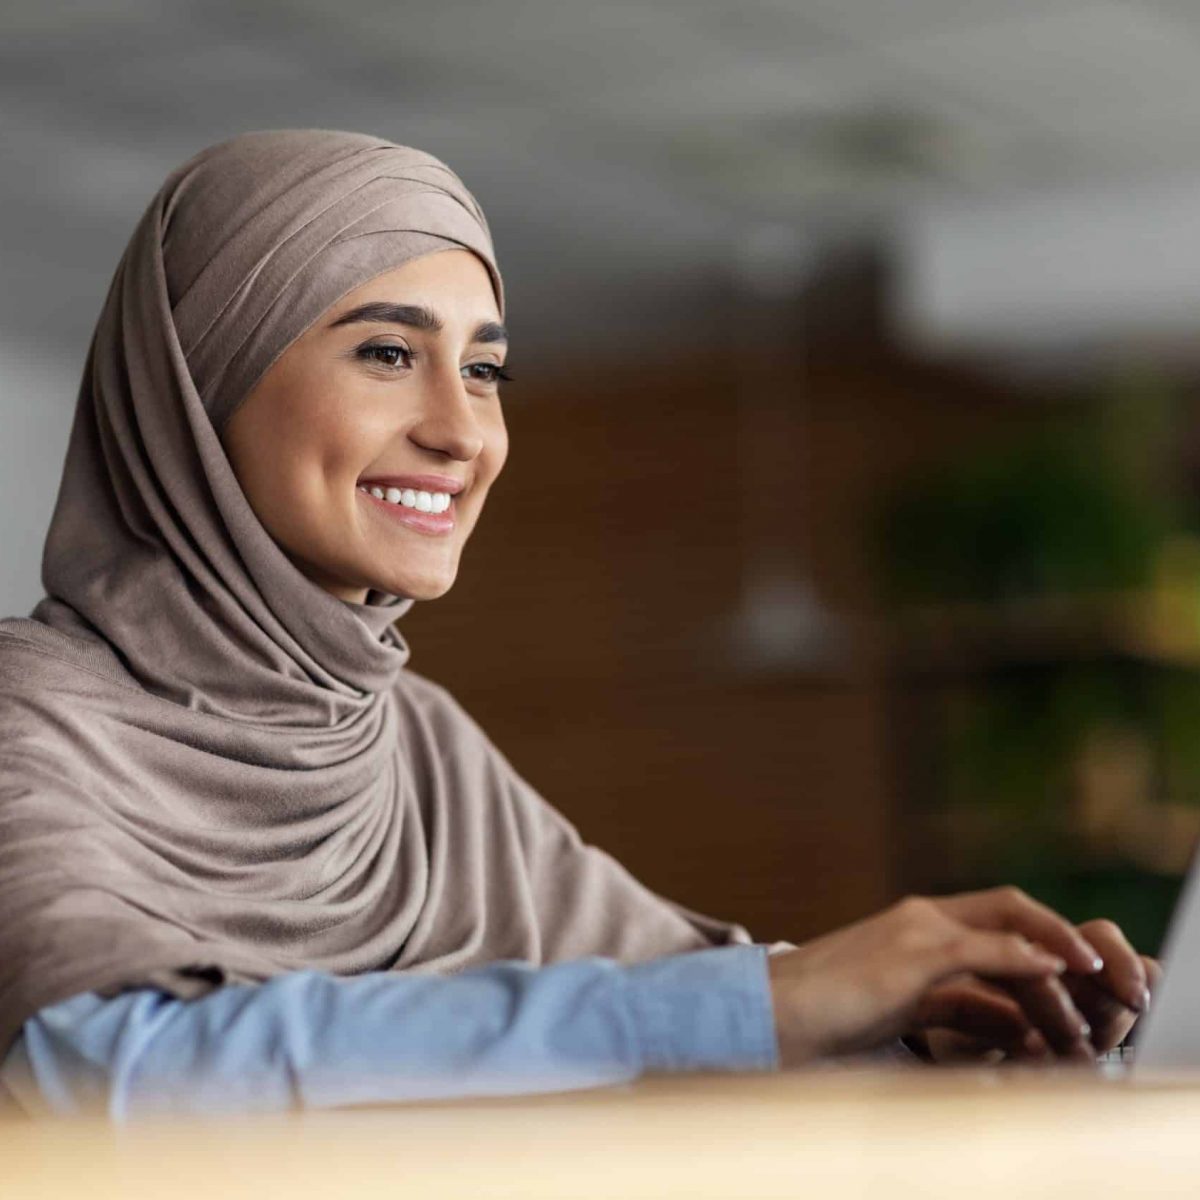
[6,0,1200,952]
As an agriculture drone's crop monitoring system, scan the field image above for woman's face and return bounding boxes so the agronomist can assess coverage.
[221,248,510,604]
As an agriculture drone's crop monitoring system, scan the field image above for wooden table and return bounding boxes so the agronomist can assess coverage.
[4,1064,1198,1198]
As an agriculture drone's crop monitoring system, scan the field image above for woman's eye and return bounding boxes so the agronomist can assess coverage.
[464,362,514,385]
[356,344,512,385]
[359,344,413,369]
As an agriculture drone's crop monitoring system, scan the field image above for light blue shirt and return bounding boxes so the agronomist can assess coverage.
[0,944,778,1121]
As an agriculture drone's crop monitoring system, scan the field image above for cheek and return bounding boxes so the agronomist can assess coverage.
[274,374,377,485]
[320,411,380,483]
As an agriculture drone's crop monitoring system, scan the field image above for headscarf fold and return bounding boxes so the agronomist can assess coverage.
[0,129,751,1058]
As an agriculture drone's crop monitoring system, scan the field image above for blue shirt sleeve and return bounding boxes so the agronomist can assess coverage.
[0,944,779,1120]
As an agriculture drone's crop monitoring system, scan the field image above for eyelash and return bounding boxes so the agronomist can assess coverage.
[357,343,515,385]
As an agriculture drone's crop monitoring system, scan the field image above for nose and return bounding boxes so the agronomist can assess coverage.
[407,363,485,463]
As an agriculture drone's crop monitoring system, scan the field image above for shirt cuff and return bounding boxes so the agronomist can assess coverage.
[622,944,780,1075]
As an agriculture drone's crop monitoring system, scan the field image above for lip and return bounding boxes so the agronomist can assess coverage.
[358,487,455,536]
[357,474,466,495]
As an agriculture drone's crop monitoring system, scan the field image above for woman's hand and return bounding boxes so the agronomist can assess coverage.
[766,887,1110,1066]
[919,918,1161,1064]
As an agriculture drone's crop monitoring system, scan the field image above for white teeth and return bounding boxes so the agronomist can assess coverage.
[359,485,453,514]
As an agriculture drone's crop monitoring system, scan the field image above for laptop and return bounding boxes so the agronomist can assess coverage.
[1125,851,1200,1077]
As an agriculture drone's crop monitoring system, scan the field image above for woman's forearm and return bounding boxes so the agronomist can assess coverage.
[1,945,778,1121]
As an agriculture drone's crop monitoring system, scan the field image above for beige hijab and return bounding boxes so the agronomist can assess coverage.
[0,129,751,1057]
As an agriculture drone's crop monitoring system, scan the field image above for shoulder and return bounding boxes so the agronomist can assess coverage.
[388,668,547,811]
[389,667,510,770]
[0,619,139,697]
[391,667,487,738]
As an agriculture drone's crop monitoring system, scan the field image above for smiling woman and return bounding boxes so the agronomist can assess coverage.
[0,129,1156,1121]
[0,129,783,1119]
[222,250,512,603]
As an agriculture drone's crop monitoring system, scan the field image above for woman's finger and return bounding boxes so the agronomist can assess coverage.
[1021,1028,1054,1061]
[936,887,1104,976]
[988,973,1095,1060]
[923,925,1068,983]
[919,1029,1009,1064]
[1123,956,1165,1051]
[1077,918,1149,1012]
[916,977,1033,1057]
[1143,954,1163,996]
[1063,973,1138,1054]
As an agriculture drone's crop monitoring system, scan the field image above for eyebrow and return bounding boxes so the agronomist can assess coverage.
[328,301,507,345]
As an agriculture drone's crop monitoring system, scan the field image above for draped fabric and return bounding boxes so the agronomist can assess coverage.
[0,130,750,1057]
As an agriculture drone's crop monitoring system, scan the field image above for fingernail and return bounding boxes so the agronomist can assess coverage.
[1089,955,1105,973]
[1124,985,1151,1012]
[1079,1021,1092,1039]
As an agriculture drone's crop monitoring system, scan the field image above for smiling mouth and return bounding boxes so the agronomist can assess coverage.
[358,483,454,514]
[358,486,456,536]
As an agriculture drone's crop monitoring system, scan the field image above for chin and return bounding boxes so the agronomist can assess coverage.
[382,571,457,602]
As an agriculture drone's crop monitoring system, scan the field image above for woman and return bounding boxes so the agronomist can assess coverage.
[0,129,1155,1119]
